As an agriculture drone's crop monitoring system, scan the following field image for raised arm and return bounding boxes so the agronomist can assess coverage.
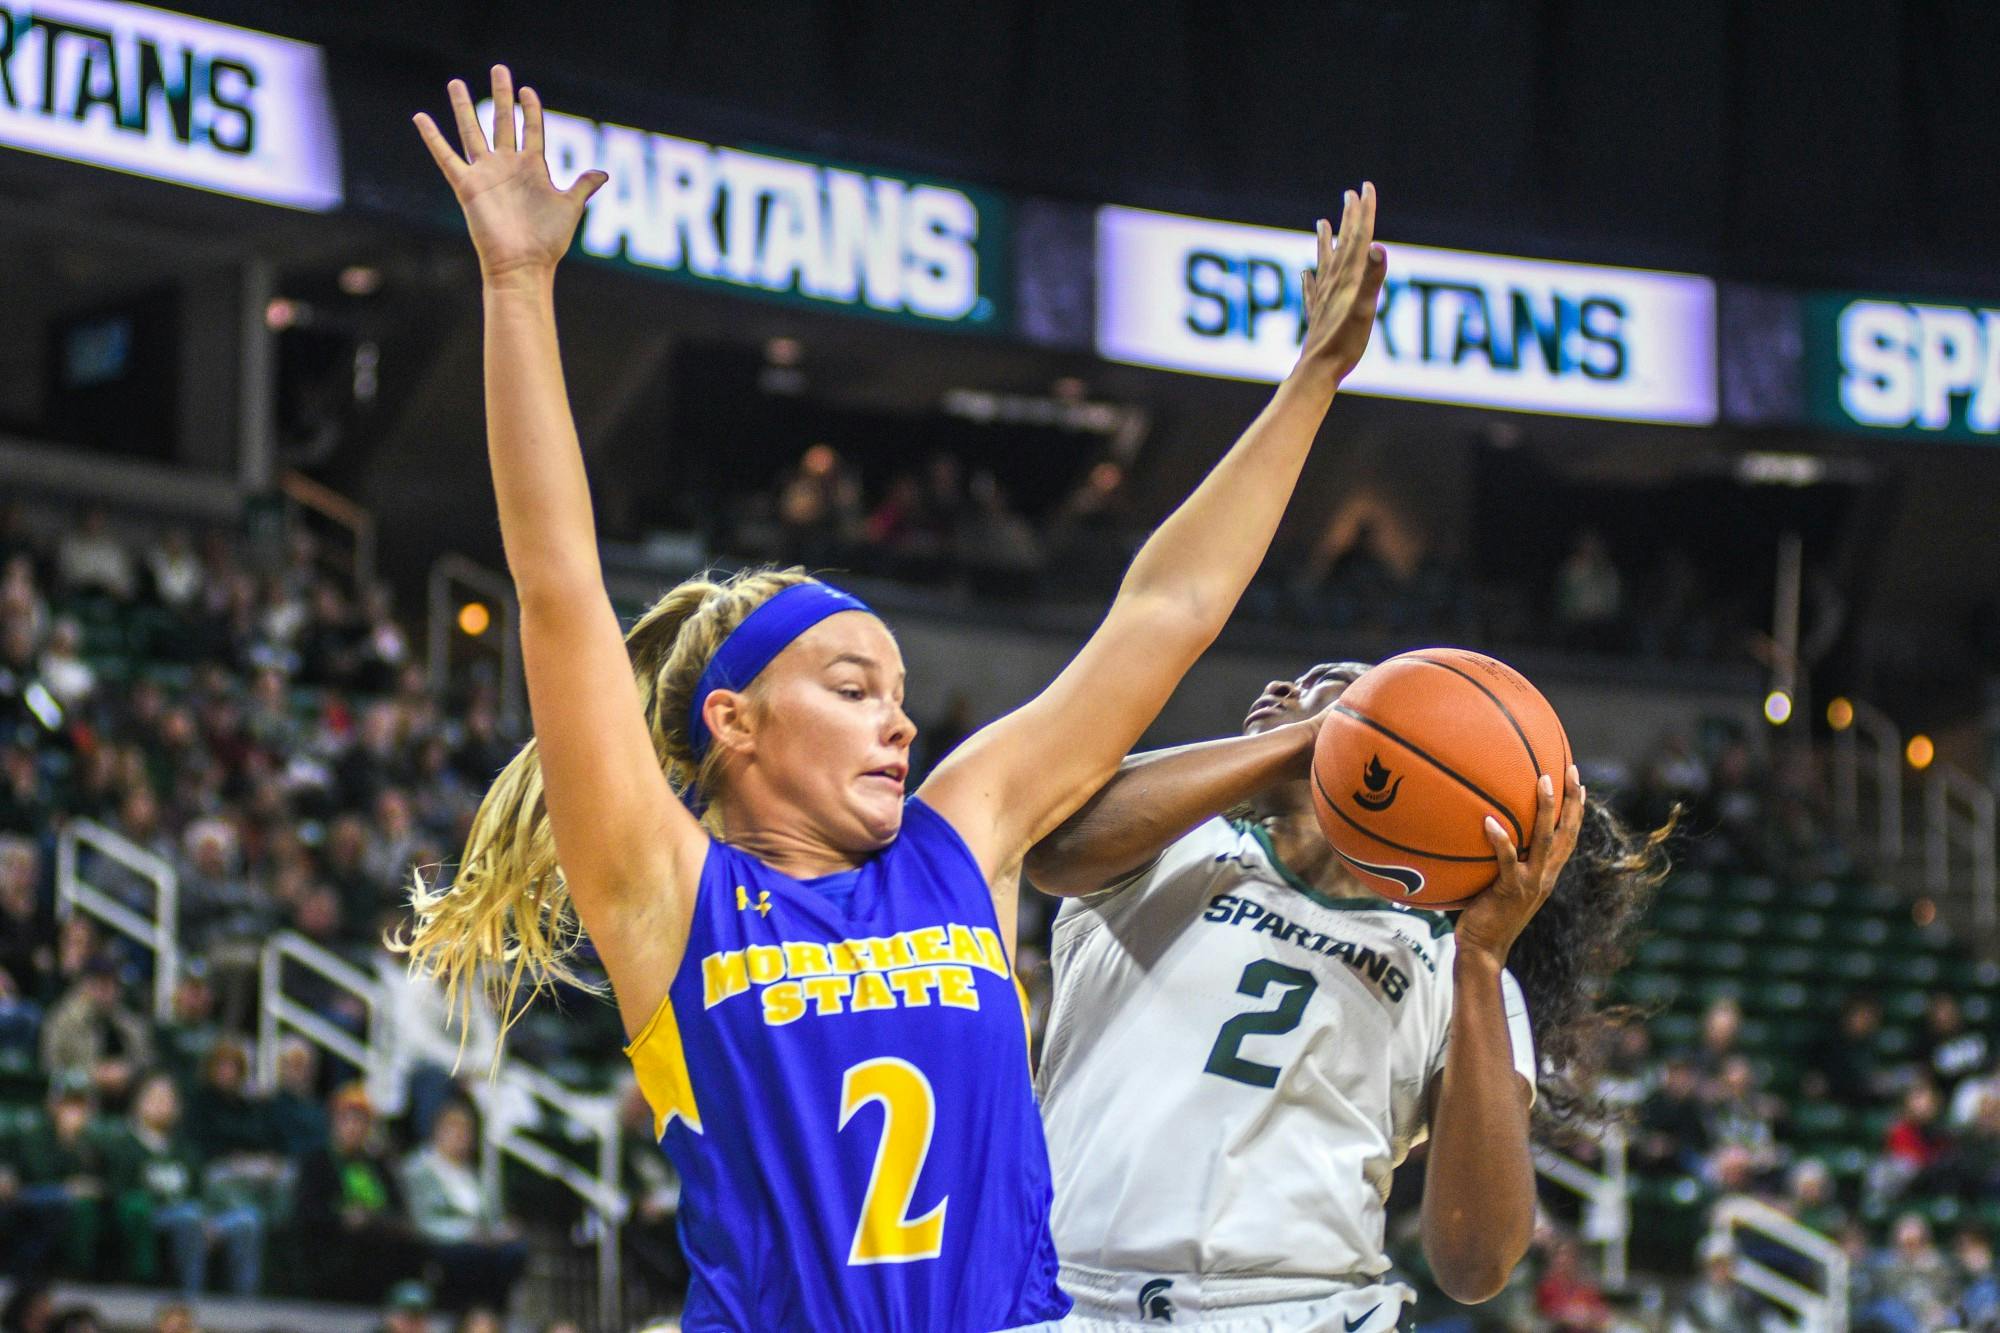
[921,186,1387,908]
[1022,725,1318,896]
[1421,766,1583,1302]
[415,69,705,1036]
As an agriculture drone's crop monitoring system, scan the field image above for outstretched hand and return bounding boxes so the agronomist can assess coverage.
[1298,182,1390,386]
[1454,764,1585,966]
[414,65,608,283]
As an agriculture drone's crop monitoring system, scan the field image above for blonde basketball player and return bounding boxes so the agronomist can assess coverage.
[405,67,1392,1333]
[1027,663,1663,1331]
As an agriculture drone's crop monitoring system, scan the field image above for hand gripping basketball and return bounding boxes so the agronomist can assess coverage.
[1455,764,1585,966]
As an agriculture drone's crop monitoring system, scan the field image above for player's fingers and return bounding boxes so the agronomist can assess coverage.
[1483,816,1523,888]
[1333,190,1360,272]
[1554,767,1587,859]
[565,169,610,207]
[413,113,466,183]
[447,79,488,160]
[1527,773,1557,866]
[1316,216,1335,281]
[520,85,546,160]
[490,65,516,153]
[1358,180,1378,244]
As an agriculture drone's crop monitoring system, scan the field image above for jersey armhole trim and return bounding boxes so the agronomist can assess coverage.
[620,834,719,1056]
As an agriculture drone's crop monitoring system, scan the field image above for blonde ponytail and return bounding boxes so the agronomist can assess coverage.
[398,565,816,1050]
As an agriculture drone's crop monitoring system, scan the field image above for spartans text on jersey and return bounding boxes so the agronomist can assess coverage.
[1201,893,1414,1001]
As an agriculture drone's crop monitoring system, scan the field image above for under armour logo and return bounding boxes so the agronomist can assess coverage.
[1137,1278,1175,1322]
[735,886,771,916]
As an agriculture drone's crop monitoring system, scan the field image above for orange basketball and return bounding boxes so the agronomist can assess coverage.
[1311,648,1570,908]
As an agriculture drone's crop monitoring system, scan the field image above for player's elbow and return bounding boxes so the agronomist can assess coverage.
[1424,1233,1527,1305]
[1022,835,1105,898]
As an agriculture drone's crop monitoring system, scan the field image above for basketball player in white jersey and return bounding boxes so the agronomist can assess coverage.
[1027,662,1663,1330]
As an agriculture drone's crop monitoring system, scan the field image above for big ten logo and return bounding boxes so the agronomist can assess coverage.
[1838,300,2000,435]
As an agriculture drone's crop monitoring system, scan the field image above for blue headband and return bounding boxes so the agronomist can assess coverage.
[686,581,874,766]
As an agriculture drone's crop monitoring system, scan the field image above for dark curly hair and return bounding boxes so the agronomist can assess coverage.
[1510,795,1674,1126]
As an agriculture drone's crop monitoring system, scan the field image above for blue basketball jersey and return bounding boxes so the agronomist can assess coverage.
[624,798,1071,1332]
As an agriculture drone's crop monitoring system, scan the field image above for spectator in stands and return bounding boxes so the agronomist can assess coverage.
[1865,1213,1956,1333]
[1805,993,1901,1108]
[1554,530,1623,653]
[776,444,863,566]
[1781,1158,1849,1236]
[338,703,405,811]
[454,1310,502,1333]
[267,1037,329,1158]
[154,970,221,1095]
[144,530,204,614]
[450,698,512,789]
[0,747,52,838]
[400,1100,527,1313]
[177,820,263,949]
[14,1077,109,1279]
[1703,1055,1786,1185]
[0,556,48,648]
[958,470,1043,585]
[185,1041,285,1207]
[354,584,411,695]
[40,957,151,1106]
[1918,992,1990,1102]
[375,1281,435,1333]
[109,1071,262,1295]
[1693,998,1743,1085]
[0,965,39,1091]
[296,582,357,687]
[1955,1090,2000,1197]
[363,789,419,895]
[1637,1055,1712,1176]
[35,621,94,711]
[1667,1234,1762,1333]
[1955,1226,2000,1330]
[1870,1081,1957,1213]
[56,508,135,602]
[297,1083,422,1303]
[1950,1057,2000,1129]
[0,837,52,1002]
[1594,1023,1657,1116]
[1534,1232,1612,1332]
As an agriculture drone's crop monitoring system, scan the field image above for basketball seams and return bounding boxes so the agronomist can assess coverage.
[1405,652,1549,790]
[1327,702,1527,848]
[1310,761,1500,865]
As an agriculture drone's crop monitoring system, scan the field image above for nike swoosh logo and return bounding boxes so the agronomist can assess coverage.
[1344,1304,1382,1332]
[1330,846,1426,897]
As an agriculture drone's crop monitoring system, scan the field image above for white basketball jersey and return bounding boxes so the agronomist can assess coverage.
[1037,817,1535,1288]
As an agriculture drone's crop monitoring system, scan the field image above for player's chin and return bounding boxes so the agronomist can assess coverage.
[846,790,906,847]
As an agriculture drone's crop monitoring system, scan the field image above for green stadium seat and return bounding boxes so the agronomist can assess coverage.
[1754,981,1812,1014]
[1830,952,1882,984]
[1638,937,1691,970]
[1768,946,1820,978]
[1705,942,1752,973]
[1883,989,1931,1022]
[1791,1101,1852,1140]
[1657,903,1707,936]
[1799,881,1843,910]
[1716,908,1768,939]
[1777,911,1829,943]
[1835,916,1892,948]
[1624,973,1685,1006]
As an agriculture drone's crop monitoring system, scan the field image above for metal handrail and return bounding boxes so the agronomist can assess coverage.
[427,552,523,725]
[1830,700,1903,864]
[1533,1124,1630,1288]
[257,930,622,1324]
[256,931,385,1091]
[281,469,377,593]
[55,820,180,1021]
[1711,1194,1848,1333]
[1925,762,1999,944]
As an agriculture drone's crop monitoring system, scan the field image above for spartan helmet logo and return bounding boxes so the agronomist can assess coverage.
[1352,754,1402,812]
[1137,1278,1175,1322]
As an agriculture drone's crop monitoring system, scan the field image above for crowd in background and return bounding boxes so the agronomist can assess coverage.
[728,444,1757,667]
[0,500,542,1316]
[2,492,1998,1332]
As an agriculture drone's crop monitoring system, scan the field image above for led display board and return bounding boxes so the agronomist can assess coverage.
[0,0,341,210]
[1096,205,1717,424]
